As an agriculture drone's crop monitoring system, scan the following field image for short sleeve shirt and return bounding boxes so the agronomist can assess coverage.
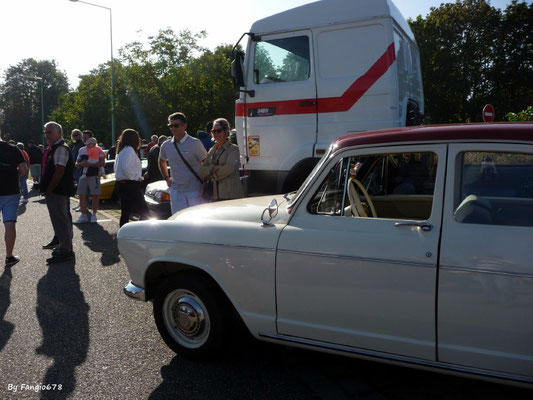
[0,141,25,195]
[52,139,70,167]
[159,133,207,192]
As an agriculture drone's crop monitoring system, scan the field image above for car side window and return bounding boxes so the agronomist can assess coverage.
[309,151,438,220]
[454,151,533,227]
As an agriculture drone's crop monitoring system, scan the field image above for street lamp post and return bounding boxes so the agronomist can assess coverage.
[24,76,45,144]
[69,0,116,146]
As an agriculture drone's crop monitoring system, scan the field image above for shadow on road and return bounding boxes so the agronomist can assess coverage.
[36,259,90,400]
[148,328,532,400]
[0,265,15,352]
[76,223,120,267]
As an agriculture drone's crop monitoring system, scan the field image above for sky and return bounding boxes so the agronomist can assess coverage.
[0,0,528,88]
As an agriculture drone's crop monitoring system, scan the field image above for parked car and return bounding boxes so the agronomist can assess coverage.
[117,123,533,386]
[144,179,171,219]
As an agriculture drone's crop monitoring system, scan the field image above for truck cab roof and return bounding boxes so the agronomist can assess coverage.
[251,0,414,41]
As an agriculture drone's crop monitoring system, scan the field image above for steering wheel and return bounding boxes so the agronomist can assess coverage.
[348,178,377,218]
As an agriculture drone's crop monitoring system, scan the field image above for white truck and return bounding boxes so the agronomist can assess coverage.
[231,0,424,194]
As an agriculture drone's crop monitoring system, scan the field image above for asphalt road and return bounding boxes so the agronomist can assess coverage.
[0,189,531,399]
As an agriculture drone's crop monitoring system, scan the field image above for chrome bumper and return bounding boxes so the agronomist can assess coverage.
[123,281,146,302]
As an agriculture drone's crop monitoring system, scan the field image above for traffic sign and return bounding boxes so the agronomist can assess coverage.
[483,104,495,123]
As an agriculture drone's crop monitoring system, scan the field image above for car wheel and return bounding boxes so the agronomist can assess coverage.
[153,273,229,357]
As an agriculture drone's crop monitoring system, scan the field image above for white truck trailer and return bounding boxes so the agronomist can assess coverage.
[231,0,424,194]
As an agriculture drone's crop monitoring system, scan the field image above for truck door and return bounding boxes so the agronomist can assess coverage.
[239,30,317,189]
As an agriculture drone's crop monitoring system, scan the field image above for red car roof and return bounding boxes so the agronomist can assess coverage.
[334,123,533,151]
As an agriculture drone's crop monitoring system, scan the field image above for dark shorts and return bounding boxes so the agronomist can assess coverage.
[0,194,21,223]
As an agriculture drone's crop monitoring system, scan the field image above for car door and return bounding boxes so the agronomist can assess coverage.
[276,144,446,360]
[438,143,533,379]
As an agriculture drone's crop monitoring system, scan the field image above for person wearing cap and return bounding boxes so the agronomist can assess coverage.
[74,130,105,224]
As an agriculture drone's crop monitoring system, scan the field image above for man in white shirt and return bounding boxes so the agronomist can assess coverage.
[159,112,207,214]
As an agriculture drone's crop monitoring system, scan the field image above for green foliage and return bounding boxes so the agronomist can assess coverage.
[49,29,237,146]
[409,0,533,123]
[0,59,69,143]
[505,106,533,121]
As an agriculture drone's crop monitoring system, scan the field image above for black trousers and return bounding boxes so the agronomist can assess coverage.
[115,180,150,227]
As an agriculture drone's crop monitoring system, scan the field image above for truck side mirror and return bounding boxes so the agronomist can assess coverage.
[231,51,245,89]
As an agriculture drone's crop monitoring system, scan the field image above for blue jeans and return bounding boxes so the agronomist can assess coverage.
[19,175,29,200]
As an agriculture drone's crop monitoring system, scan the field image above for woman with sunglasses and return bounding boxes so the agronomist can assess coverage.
[200,118,244,202]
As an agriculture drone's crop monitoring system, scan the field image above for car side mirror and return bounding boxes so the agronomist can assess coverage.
[261,199,278,227]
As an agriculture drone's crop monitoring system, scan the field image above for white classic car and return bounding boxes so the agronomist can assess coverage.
[118,123,533,386]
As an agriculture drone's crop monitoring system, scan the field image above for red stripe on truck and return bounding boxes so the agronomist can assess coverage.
[236,42,396,117]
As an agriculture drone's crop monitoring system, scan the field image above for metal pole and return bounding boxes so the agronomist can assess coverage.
[69,0,116,146]
[23,76,44,144]
[39,78,44,145]
[109,7,116,147]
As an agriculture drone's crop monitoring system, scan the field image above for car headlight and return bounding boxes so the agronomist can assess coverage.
[154,191,170,202]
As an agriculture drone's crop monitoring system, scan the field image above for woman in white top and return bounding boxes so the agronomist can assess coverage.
[114,129,150,227]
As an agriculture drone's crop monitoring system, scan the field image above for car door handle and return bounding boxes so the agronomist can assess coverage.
[299,101,316,106]
[394,222,433,231]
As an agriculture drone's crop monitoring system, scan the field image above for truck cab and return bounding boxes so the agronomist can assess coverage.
[232,0,424,194]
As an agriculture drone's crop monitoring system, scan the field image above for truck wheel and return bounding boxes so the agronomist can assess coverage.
[153,273,229,358]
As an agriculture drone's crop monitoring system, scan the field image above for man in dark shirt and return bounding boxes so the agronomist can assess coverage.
[27,140,43,189]
[143,135,168,188]
[41,122,75,264]
[0,133,28,266]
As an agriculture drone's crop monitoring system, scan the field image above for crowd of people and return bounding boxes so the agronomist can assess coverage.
[0,111,245,267]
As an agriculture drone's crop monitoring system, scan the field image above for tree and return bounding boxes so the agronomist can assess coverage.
[409,0,533,123]
[0,59,69,143]
[52,29,237,145]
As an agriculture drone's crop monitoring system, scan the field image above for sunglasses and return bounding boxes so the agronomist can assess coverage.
[168,122,184,128]
[211,128,225,134]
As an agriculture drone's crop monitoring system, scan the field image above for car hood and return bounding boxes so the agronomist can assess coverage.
[168,194,290,224]
[117,194,292,245]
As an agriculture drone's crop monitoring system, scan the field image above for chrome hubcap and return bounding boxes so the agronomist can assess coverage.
[174,297,205,337]
[163,289,210,349]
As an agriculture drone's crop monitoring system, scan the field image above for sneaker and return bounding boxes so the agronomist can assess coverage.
[46,251,75,264]
[21,198,29,204]
[5,256,20,267]
[42,239,59,249]
[72,205,81,211]
[91,214,97,223]
[74,214,89,224]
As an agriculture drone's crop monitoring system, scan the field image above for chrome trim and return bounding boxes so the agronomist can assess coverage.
[123,281,146,302]
[440,265,533,279]
[120,238,275,253]
[395,222,433,231]
[258,333,533,384]
[277,249,435,269]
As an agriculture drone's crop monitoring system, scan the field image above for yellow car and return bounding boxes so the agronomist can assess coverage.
[99,160,147,202]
